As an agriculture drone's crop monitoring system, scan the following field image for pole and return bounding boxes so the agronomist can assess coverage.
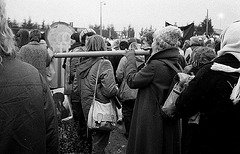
[100,2,103,36]
[53,50,150,58]
[206,9,209,36]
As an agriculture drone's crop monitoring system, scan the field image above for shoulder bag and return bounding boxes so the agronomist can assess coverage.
[87,60,117,131]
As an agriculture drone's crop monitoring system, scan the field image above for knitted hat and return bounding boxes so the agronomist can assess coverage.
[79,28,96,45]
[152,25,183,54]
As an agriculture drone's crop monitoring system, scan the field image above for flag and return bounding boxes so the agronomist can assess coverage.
[165,22,195,42]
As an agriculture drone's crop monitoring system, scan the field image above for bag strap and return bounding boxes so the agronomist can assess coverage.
[93,60,103,101]
[150,59,182,104]
[160,59,183,73]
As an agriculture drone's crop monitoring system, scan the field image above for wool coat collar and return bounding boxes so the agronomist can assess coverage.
[146,47,180,64]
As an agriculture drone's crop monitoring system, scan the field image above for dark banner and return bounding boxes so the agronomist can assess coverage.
[165,22,195,42]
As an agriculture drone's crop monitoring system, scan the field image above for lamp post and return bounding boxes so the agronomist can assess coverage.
[218,13,224,30]
[100,1,106,36]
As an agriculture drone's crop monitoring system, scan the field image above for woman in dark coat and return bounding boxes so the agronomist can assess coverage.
[0,1,58,153]
[125,26,183,154]
[176,21,240,154]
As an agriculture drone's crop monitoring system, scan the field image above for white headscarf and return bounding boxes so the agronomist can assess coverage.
[218,21,240,61]
[212,21,240,104]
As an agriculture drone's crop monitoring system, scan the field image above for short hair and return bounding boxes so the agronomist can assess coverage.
[16,29,29,48]
[29,29,41,42]
[70,32,80,42]
[119,40,129,50]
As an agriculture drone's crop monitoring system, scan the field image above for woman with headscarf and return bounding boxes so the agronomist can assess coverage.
[176,21,240,154]
[73,35,119,154]
[0,0,58,153]
[125,26,183,154]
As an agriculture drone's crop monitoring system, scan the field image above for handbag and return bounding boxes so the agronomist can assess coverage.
[87,60,117,131]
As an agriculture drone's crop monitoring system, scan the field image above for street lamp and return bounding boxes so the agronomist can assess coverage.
[100,1,106,36]
[218,13,224,30]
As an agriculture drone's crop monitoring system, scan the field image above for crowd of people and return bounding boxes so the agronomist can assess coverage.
[1,0,240,153]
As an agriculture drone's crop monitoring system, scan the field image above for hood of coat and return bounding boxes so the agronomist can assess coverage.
[76,57,103,78]
[146,47,180,63]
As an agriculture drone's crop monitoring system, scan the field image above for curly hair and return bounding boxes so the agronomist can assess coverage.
[0,0,16,59]
[191,46,216,68]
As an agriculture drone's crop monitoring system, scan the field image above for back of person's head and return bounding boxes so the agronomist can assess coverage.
[218,21,240,55]
[79,28,96,45]
[129,42,139,50]
[71,32,80,43]
[191,46,216,68]
[119,40,129,50]
[16,29,29,48]
[0,0,15,57]
[105,40,112,51]
[190,36,204,46]
[112,39,120,50]
[152,25,183,54]
[141,31,154,46]
[86,35,106,51]
[29,29,41,42]
[128,38,137,45]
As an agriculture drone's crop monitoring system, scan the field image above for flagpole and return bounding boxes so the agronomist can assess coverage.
[206,9,209,36]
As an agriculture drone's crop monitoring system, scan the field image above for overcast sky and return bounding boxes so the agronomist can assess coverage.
[5,0,240,36]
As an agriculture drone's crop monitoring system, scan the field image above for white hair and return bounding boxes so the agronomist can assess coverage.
[0,0,16,59]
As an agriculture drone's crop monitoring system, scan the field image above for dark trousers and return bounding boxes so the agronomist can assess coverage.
[70,93,88,140]
[122,99,135,138]
[92,130,111,154]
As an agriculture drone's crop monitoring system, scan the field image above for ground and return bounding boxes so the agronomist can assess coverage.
[58,119,128,154]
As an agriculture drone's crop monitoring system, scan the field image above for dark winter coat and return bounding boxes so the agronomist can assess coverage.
[176,54,240,154]
[0,56,59,153]
[125,47,181,154]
